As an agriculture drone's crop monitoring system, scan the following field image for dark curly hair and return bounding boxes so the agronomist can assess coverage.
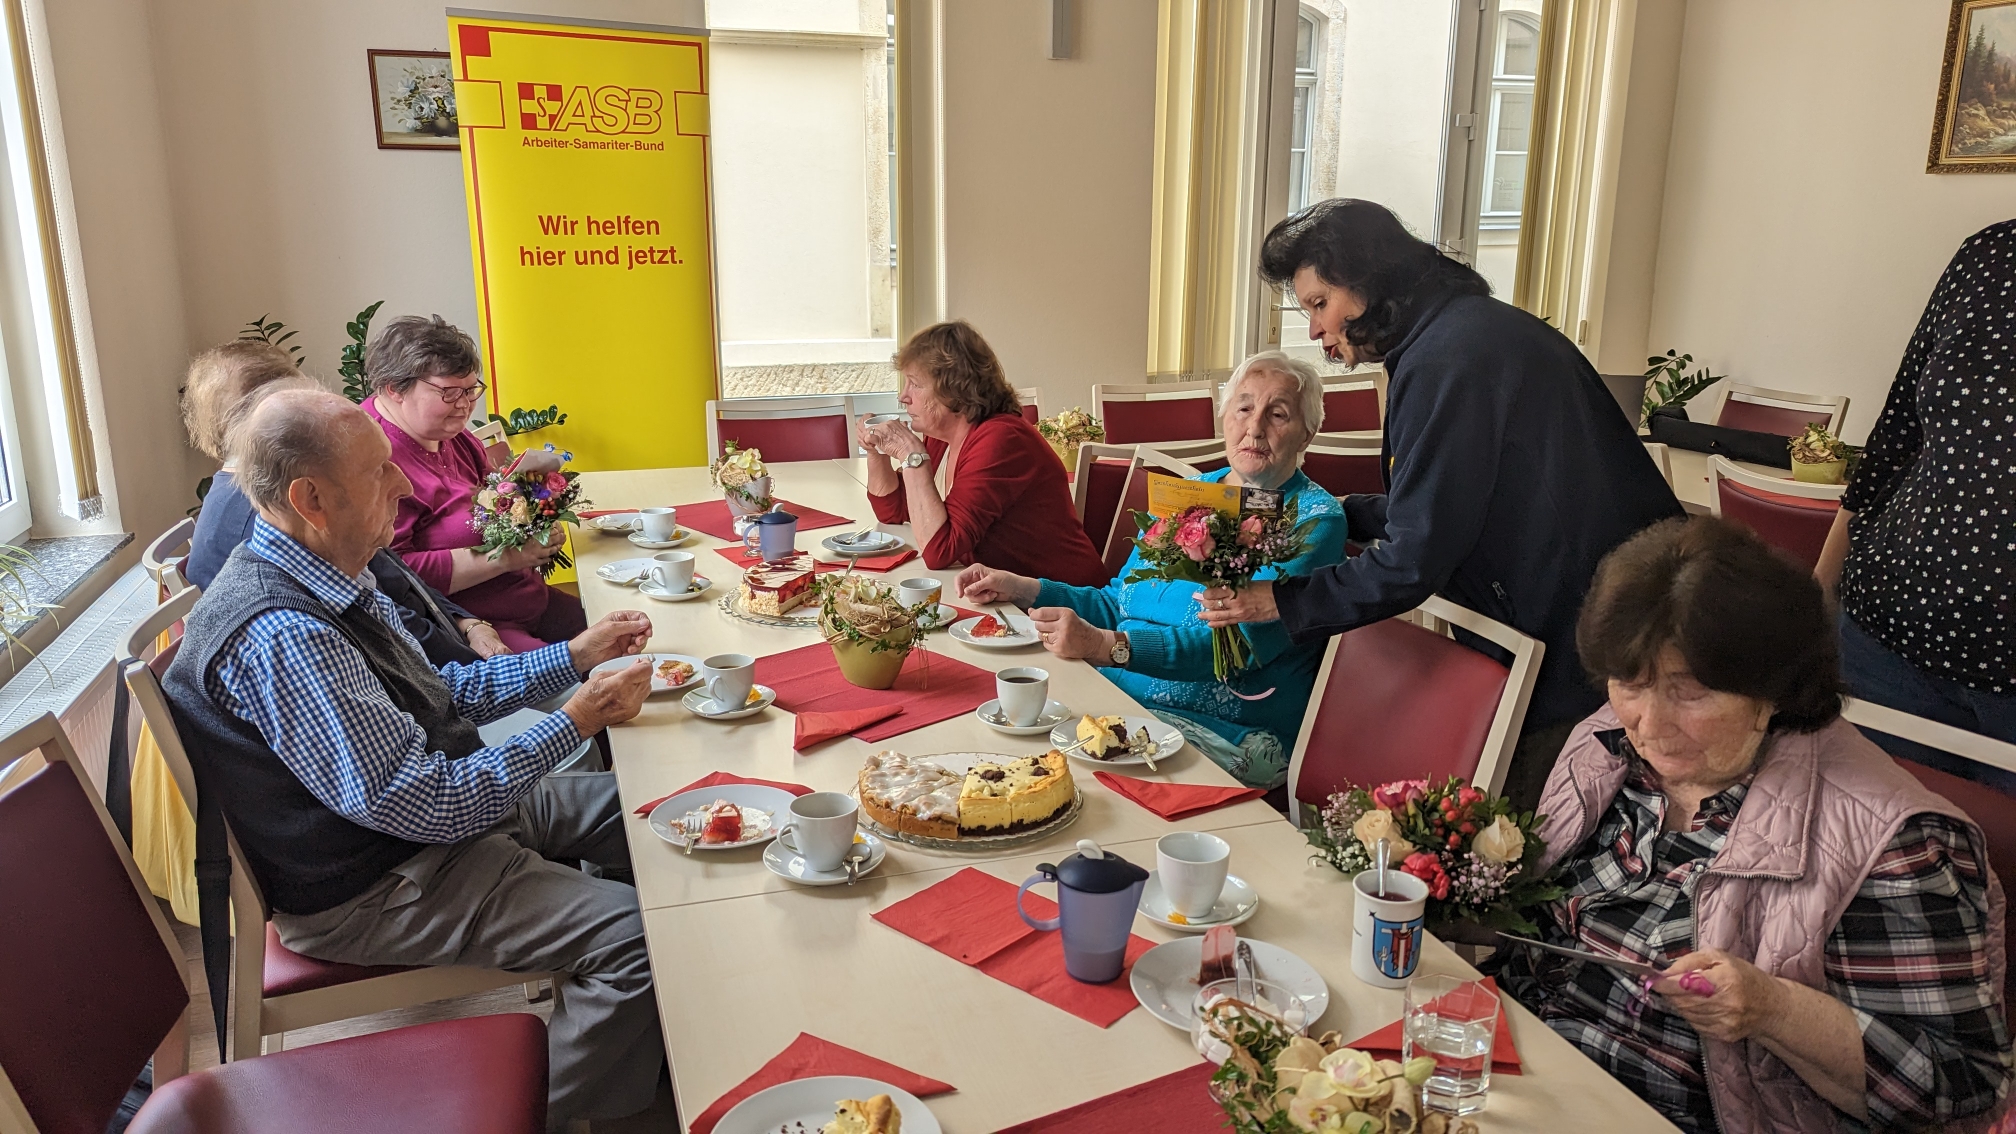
[1577,516,1844,733]
[1258,199,1490,361]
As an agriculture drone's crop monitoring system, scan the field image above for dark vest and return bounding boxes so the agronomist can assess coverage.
[162,545,485,915]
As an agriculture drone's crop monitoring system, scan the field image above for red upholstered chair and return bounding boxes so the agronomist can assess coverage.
[1320,377,1382,432]
[1140,438,1226,471]
[1094,380,1218,445]
[1016,386,1042,424]
[1101,447,1202,579]
[1287,596,1544,826]
[122,590,546,1062]
[0,713,548,1134]
[1302,435,1384,498]
[1842,698,2016,1026]
[706,395,854,462]
[1706,455,1842,572]
[1712,383,1849,437]
[1072,442,1138,549]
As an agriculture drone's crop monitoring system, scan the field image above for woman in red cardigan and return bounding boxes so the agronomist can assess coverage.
[860,322,1109,586]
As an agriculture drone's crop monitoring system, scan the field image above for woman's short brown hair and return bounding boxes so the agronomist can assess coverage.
[892,321,1020,425]
[182,341,303,460]
[366,314,483,395]
[1577,516,1843,732]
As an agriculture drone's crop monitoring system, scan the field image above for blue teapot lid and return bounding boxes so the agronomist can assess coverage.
[1039,839,1148,894]
[751,509,797,524]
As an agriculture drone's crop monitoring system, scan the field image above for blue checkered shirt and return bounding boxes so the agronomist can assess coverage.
[209,520,585,844]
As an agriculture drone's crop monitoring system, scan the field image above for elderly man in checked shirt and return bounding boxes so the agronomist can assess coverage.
[163,389,662,1131]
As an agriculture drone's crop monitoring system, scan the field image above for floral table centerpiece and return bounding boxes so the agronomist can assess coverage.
[1036,406,1105,471]
[1203,997,1475,1134]
[471,444,587,578]
[815,574,918,689]
[1787,423,1855,485]
[1127,501,1312,681]
[711,442,775,518]
[1306,777,1558,934]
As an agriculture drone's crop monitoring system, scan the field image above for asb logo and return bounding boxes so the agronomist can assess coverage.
[517,83,664,134]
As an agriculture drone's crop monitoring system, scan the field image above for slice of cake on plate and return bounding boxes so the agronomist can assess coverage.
[1075,714,1130,759]
[823,1094,900,1134]
[740,553,815,616]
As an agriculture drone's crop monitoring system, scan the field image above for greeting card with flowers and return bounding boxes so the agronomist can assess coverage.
[1306,777,1558,934]
[471,444,588,578]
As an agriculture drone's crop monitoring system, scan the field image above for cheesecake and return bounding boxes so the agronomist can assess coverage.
[958,753,1073,834]
[823,1094,900,1134]
[1076,714,1130,759]
[740,553,815,616]
[860,750,1074,840]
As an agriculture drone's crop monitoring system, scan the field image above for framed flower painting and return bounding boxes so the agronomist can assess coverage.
[367,50,459,151]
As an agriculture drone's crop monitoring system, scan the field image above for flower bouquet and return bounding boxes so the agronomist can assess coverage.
[471,444,588,578]
[1126,501,1312,680]
[1787,423,1857,485]
[710,442,774,518]
[1036,406,1104,470]
[1203,997,1475,1134]
[1306,777,1558,934]
[814,574,918,690]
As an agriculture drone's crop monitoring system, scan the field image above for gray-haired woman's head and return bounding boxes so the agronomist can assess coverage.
[1219,351,1325,489]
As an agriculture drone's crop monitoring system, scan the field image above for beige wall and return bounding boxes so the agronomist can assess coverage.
[938,0,1158,413]
[1647,0,2014,444]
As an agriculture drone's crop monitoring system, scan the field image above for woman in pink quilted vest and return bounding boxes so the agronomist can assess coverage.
[1496,517,2009,1133]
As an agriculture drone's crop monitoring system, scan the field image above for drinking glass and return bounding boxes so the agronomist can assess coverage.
[1401,974,1499,1115]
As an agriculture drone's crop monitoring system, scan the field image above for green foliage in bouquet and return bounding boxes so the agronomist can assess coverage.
[489,405,570,436]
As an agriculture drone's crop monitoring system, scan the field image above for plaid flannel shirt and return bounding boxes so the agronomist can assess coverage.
[208,520,584,844]
[1500,736,2009,1132]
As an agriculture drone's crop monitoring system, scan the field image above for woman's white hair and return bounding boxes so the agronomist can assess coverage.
[1221,350,1325,444]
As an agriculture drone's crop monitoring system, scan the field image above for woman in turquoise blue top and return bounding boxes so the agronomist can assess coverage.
[957,351,1348,788]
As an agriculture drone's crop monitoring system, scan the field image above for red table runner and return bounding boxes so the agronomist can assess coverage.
[992,1062,1222,1132]
[872,868,1153,1028]
[753,643,995,743]
[1346,975,1523,1074]
[687,1032,955,1134]
[674,497,852,539]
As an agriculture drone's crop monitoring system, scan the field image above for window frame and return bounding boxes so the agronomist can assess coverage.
[1478,11,1539,227]
[1287,9,1322,216]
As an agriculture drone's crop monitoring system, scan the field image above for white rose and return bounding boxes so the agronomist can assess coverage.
[1351,809,1415,860]
[1471,814,1526,865]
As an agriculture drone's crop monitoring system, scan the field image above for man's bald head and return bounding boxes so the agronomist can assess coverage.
[234,388,378,512]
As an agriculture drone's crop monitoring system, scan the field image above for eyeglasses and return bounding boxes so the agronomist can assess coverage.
[413,379,486,405]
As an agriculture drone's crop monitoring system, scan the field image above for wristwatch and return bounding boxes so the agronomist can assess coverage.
[1108,631,1131,667]
[902,450,929,470]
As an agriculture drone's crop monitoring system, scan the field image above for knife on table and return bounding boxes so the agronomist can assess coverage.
[1495,933,1667,981]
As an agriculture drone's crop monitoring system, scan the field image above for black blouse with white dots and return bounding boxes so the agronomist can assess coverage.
[1840,218,2015,695]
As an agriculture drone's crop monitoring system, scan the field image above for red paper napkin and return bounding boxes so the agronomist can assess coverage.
[1346,976,1522,1075]
[993,1062,1221,1133]
[675,497,853,539]
[754,643,995,742]
[575,507,632,519]
[1093,771,1265,821]
[687,1032,955,1134]
[794,705,905,750]
[872,868,1154,1027]
[847,549,917,572]
[631,771,813,818]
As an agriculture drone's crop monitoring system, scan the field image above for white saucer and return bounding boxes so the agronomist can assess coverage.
[1130,937,1328,1030]
[638,576,712,602]
[1138,872,1260,933]
[589,512,641,533]
[628,529,695,549]
[975,699,1074,736]
[682,683,776,719]
[594,557,657,585]
[714,1076,940,1134]
[1051,716,1185,767]
[914,602,959,630]
[588,652,703,695]
[763,831,888,886]
[821,530,902,556]
[645,784,794,851]
[949,613,1038,648]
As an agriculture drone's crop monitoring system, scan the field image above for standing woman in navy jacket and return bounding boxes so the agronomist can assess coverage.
[1200,199,1682,807]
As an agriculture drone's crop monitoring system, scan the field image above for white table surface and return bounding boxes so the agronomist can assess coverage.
[571,459,1677,1133]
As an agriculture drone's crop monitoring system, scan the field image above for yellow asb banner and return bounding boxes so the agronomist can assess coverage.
[448,11,717,470]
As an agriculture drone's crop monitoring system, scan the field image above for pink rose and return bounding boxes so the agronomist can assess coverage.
[1237,514,1264,548]
[1372,779,1428,812]
[1401,852,1451,900]
[1173,514,1215,562]
[496,479,517,495]
[1144,517,1168,545]
[544,471,568,493]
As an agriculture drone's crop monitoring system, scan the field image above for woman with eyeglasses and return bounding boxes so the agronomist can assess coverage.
[364,314,588,651]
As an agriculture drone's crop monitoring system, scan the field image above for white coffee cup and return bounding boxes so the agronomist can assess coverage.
[776,791,859,873]
[897,577,943,609]
[699,652,755,713]
[649,550,696,592]
[1351,868,1429,989]
[639,507,679,542]
[1156,831,1231,919]
[995,666,1050,727]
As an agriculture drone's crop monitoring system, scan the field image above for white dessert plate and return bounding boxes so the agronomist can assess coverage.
[628,529,695,549]
[713,1076,940,1134]
[594,557,657,585]
[820,530,902,556]
[645,784,792,852]
[914,602,959,630]
[589,512,641,533]
[682,683,777,720]
[1131,937,1327,1031]
[949,613,1038,648]
[763,831,888,887]
[638,576,712,602]
[1051,716,1185,767]
[1138,872,1261,933]
[975,698,1074,736]
[589,652,704,695]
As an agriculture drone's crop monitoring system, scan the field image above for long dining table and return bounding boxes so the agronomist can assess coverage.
[572,458,1677,1133]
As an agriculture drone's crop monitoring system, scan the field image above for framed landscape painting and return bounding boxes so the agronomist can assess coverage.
[367,49,458,150]
[1930,0,2016,172]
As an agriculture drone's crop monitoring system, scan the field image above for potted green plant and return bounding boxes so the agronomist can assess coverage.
[1788,423,1855,485]
[1036,407,1105,471]
[815,575,917,689]
[1638,349,1726,428]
